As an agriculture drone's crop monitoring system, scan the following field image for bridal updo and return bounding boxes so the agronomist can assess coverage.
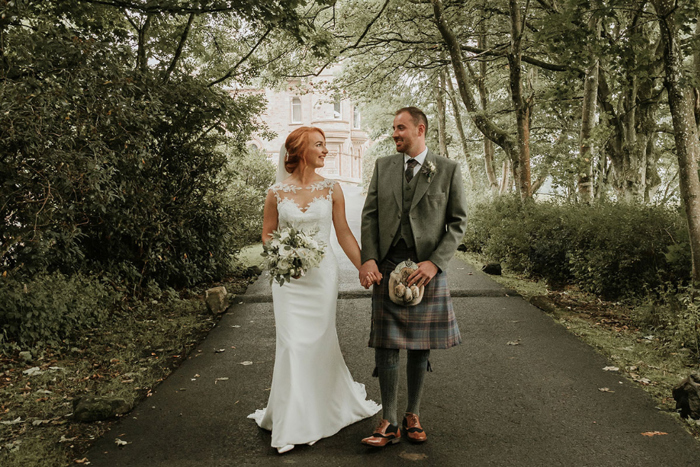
[284,126,325,174]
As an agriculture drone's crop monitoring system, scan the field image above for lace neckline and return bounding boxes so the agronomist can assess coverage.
[270,179,336,212]
[274,179,334,192]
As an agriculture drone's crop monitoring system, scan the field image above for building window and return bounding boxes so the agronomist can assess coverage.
[353,106,361,129]
[291,97,302,123]
[333,99,341,119]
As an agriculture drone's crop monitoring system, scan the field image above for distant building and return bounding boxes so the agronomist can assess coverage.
[248,67,370,184]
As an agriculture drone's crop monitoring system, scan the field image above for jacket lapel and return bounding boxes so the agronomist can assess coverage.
[391,153,403,210]
[410,149,434,210]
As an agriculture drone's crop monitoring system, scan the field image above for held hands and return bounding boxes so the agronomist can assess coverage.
[359,260,382,289]
[407,261,438,287]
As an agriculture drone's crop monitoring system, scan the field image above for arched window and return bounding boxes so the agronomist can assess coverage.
[291,97,302,123]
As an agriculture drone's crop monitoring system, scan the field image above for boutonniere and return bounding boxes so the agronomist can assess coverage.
[421,161,437,182]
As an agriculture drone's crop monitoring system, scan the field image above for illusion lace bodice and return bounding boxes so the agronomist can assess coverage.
[269,179,336,244]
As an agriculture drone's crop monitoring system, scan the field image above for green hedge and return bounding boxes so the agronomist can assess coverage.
[462,197,691,299]
[0,272,116,348]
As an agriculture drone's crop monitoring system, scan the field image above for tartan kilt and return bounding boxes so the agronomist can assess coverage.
[368,258,461,350]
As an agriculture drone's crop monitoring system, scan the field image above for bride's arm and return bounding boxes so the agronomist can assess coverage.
[331,186,381,284]
[261,189,278,243]
[331,185,362,269]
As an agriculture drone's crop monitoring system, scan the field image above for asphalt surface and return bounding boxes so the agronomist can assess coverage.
[85,185,700,466]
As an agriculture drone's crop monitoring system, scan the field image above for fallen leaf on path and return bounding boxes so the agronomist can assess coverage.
[215,349,225,353]
[635,377,652,385]
[598,388,615,393]
[60,435,77,443]
[506,341,521,346]
[231,325,241,328]
[602,366,619,372]
[641,431,667,437]
[399,451,428,461]
[0,417,22,425]
[74,458,90,464]
[115,438,129,446]
[215,377,229,384]
[240,361,253,366]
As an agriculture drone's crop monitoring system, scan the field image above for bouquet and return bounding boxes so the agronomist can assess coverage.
[261,225,326,286]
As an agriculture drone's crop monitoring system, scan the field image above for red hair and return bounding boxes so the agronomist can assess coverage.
[284,127,325,174]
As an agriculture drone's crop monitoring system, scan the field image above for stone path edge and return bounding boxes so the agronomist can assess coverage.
[237,288,520,303]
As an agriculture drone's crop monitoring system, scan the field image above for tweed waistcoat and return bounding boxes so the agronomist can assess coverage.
[392,168,419,248]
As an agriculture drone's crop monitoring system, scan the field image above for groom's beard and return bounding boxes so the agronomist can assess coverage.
[394,138,410,153]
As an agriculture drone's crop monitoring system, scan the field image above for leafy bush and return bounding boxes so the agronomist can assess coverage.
[0,7,271,289]
[0,272,116,348]
[463,197,691,299]
[633,286,700,354]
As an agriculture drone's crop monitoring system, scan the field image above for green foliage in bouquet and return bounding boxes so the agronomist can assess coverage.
[261,226,326,286]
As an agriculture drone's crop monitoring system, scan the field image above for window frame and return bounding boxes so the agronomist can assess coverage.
[291,97,302,123]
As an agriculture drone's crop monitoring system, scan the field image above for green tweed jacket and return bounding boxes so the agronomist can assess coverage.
[360,149,468,272]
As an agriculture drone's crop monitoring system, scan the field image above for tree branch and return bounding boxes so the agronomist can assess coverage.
[208,27,272,87]
[163,12,196,84]
[461,44,577,73]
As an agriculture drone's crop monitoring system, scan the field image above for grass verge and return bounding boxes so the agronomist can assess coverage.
[0,262,260,466]
[457,251,700,438]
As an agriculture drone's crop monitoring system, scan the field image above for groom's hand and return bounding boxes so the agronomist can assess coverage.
[407,261,438,287]
[359,260,381,289]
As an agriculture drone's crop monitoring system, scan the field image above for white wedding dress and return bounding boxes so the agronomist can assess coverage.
[248,179,380,450]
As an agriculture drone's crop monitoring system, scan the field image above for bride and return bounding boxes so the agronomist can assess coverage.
[248,126,381,453]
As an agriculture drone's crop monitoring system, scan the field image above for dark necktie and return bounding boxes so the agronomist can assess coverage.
[405,159,419,183]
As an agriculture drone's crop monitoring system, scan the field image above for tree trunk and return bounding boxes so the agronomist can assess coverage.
[445,69,473,186]
[476,21,499,193]
[577,12,600,203]
[507,0,532,199]
[136,14,153,75]
[435,69,449,158]
[578,60,598,203]
[653,0,700,285]
[499,159,511,195]
[431,0,519,193]
[694,21,700,131]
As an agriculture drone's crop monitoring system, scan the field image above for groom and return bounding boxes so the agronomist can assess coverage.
[359,107,468,447]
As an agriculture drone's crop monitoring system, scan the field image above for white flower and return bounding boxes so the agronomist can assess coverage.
[262,225,326,285]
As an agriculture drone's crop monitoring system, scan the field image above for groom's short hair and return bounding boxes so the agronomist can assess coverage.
[396,107,428,134]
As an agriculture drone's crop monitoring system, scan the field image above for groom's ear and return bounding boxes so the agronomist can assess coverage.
[418,123,426,137]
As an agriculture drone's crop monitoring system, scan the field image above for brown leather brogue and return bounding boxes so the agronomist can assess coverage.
[361,419,401,447]
[402,412,427,443]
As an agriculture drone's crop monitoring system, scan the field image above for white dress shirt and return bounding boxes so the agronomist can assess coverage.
[404,147,428,178]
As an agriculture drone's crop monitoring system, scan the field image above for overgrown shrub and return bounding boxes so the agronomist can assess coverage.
[0,8,271,289]
[633,286,700,354]
[463,197,691,299]
[0,272,116,348]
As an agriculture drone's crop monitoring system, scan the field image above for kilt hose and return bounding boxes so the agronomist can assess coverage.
[368,241,462,350]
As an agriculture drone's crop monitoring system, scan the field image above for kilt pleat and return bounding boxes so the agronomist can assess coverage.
[368,259,461,350]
